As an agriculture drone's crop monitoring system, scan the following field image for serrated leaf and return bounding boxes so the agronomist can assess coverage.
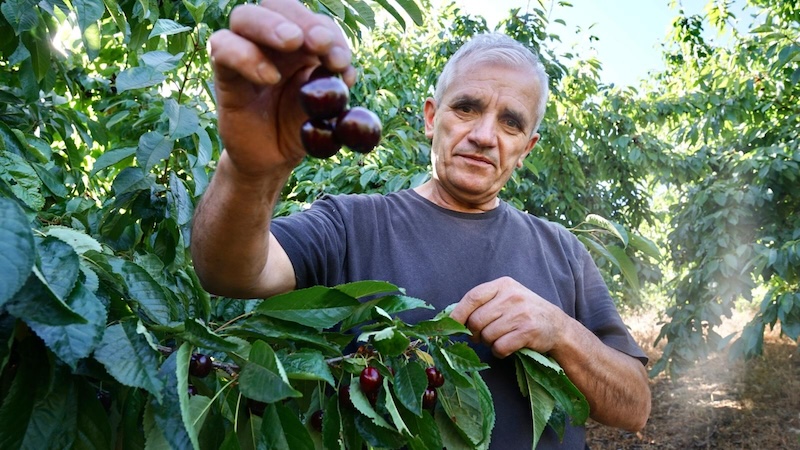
[333,280,400,298]
[94,321,165,399]
[410,316,469,337]
[585,213,628,246]
[116,66,167,92]
[440,342,489,372]
[393,0,424,26]
[90,146,136,176]
[1,0,39,34]
[30,162,68,198]
[147,346,199,450]
[349,379,392,429]
[341,294,431,331]
[230,315,342,355]
[164,99,200,140]
[137,131,174,172]
[278,349,336,386]
[141,50,184,71]
[516,357,555,448]
[0,150,45,210]
[256,286,360,330]
[168,172,193,226]
[74,381,113,450]
[181,319,239,352]
[238,341,301,403]
[392,362,427,416]
[37,235,80,300]
[261,402,315,450]
[381,378,410,435]
[45,225,103,254]
[516,349,589,426]
[148,18,191,38]
[0,196,35,307]
[5,270,87,326]
[28,281,107,369]
[109,257,175,325]
[72,0,105,35]
[319,0,345,18]
[20,369,77,449]
[436,375,486,446]
[343,0,374,27]
[607,245,641,292]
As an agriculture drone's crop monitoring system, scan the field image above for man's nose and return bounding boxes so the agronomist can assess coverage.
[468,114,498,148]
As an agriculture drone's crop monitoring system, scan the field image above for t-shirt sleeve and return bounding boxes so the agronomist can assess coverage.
[270,196,348,289]
[574,241,649,365]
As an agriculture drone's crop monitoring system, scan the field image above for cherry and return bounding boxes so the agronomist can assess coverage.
[310,409,324,432]
[247,398,266,417]
[359,366,382,394]
[300,119,342,158]
[422,387,437,410]
[189,353,213,378]
[96,389,112,412]
[334,107,382,154]
[300,76,349,120]
[338,384,353,409]
[425,367,445,388]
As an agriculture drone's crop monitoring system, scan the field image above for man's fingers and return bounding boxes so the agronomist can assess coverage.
[210,30,283,86]
[450,280,499,324]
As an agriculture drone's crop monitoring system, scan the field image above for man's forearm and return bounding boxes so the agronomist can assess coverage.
[550,316,652,431]
[190,152,292,298]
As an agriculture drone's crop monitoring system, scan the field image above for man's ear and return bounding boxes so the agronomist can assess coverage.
[517,133,540,168]
[423,98,436,139]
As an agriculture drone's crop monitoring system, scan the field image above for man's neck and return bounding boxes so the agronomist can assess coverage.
[413,180,499,213]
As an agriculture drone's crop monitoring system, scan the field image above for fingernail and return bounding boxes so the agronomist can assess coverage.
[275,23,302,42]
[256,62,280,84]
[308,26,333,47]
[328,46,350,70]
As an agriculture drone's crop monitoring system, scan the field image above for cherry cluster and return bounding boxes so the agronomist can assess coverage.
[423,366,445,410]
[299,67,382,159]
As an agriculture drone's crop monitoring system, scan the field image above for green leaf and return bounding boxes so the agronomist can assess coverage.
[20,368,77,449]
[238,341,301,403]
[148,18,191,39]
[30,162,68,198]
[137,131,174,172]
[343,0,375,28]
[348,379,392,429]
[360,326,410,357]
[90,146,136,176]
[333,280,400,298]
[0,339,48,449]
[354,413,406,448]
[230,315,342,355]
[372,0,405,29]
[516,348,589,425]
[141,50,184,71]
[393,0,424,26]
[515,357,555,448]
[410,316,469,337]
[319,0,345,18]
[585,213,628,246]
[109,257,175,325]
[116,66,166,92]
[392,362,427,416]
[0,0,39,34]
[340,294,431,331]
[0,149,45,210]
[0,196,35,306]
[148,346,199,450]
[164,99,200,140]
[278,349,336,386]
[74,381,113,450]
[27,281,107,369]
[45,225,103,255]
[382,378,410,435]
[36,236,80,300]
[436,373,487,446]
[256,286,360,330]
[5,270,87,326]
[402,410,442,450]
[439,342,489,372]
[181,319,240,352]
[321,394,345,450]
[261,403,315,450]
[94,321,165,399]
[168,172,193,226]
[72,0,105,35]
[607,245,641,292]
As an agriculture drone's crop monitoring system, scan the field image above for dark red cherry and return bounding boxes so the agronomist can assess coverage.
[422,387,437,410]
[310,409,324,432]
[299,76,349,120]
[425,367,445,388]
[189,353,213,378]
[300,119,342,158]
[359,366,382,394]
[334,107,382,154]
[338,384,353,409]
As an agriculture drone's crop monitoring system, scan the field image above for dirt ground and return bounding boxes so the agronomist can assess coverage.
[585,309,800,449]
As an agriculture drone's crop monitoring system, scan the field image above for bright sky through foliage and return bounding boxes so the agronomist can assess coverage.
[436,0,755,87]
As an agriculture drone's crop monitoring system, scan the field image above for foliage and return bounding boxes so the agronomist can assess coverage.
[641,0,800,377]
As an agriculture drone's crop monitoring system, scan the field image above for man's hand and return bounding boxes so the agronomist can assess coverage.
[209,0,355,178]
[450,276,566,358]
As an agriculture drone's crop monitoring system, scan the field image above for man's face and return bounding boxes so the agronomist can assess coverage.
[424,60,541,210]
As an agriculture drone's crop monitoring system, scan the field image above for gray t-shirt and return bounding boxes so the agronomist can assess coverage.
[272,189,646,449]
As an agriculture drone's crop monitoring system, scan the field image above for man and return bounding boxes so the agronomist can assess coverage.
[192,0,651,448]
